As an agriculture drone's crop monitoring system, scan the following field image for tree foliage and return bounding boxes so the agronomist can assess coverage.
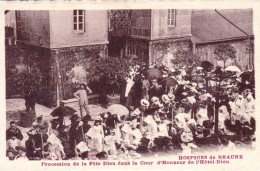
[171,50,200,70]
[214,43,237,67]
[93,57,132,95]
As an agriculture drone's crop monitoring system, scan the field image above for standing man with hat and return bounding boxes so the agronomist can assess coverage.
[69,113,84,157]
[74,83,92,118]
[25,86,37,112]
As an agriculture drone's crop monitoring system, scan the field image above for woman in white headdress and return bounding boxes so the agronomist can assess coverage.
[86,118,104,152]
[143,115,158,139]
[244,92,255,118]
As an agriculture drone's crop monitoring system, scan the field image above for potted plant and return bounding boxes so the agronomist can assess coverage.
[94,57,132,105]
[214,43,237,68]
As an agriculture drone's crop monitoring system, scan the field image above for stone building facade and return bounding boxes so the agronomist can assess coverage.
[109,9,193,66]
[10,10,108,107]
[192,9,254,70]
[6,9,254,107]
[109,9,254,70]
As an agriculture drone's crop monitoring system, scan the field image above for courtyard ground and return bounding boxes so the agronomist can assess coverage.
[6,98,255,159]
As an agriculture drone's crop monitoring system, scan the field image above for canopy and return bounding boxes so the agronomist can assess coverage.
[107,104,129,117]
[145,68,163,80]
[50,106,77,117]
[224,66,241,73]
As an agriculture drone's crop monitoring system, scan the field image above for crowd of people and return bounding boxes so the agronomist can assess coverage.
[6,62,255,160]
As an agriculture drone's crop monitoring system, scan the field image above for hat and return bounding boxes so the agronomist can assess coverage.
[182,92,188,96]
[15,146,26,152]
[70,113,81,121]
[157,108,165,114]
[141,99,150,108]
[169,68,176,73]
[50,116,59,120]
[27,128,35,135]
[131,108,141,116]
[151,96,159,104]
[168,93,175,101]
[82,114,92,122]
[191,82,197,87]
[162,94,170,104]
[196,66,203,70]
[10,121,16,125]
[152,79,157,83]
[226,85,233,89]
[95,116,103,121]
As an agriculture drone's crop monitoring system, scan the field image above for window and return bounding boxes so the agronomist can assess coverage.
[167,9,176,26]
[73,10,85,31]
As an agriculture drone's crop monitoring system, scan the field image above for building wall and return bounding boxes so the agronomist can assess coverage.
[196,39,254,71]
[151,9,192,39]
[16,10,50,48]
[53,44,108,100]
[150,37,192,67]
[49,10,109,48]
[6,43,57,107]
[130,10,152,38]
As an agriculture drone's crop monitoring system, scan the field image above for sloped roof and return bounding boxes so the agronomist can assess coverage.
[191,9,253,44]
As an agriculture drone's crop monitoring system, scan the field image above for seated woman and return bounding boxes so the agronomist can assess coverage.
[47,131,66,160]
[86,118,104,153]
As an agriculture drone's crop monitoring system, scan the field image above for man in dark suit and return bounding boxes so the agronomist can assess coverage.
[25,87,37,112]
[6,121,23,141]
